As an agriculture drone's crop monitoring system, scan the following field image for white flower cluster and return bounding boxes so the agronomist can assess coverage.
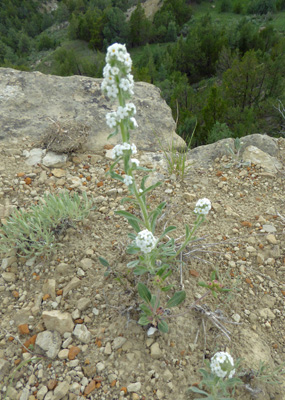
[123,175,133,186]
[111,142,137,159]
[194,198,211,215]
[135,229,157,254]
[101,43,134,99]
[106,103,137,129]
[210,352,235,379]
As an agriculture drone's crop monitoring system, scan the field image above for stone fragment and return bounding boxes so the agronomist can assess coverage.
[18,324,29,335]
[42,310,74,334]
[2,272,16,282]
[35,331,62,359]
[104,342,112,355]
[52,168,66,178]
[68,346,81,360]
[42,151,68,168]
[127,382,141,393]
[262,224,276,233]
[266,234,277,244]
[73,324,91,343]
[47,379,58,390]
[150,342,162,359]
[84,380,96,395]
[77,297,91,311]
[36,386,48,400]
[112,337,127,350]
[42,279,56,300]
[53,381,70,400]
[79,258,93,271]
[24,148,45,166]
[242,145,282,173]
[0,359,10,379]
[19,387,29,400]
[258,308,276,320]
[63,277,81,297]
[58,349,69,359]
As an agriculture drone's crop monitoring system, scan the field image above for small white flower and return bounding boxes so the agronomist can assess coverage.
[139,188,143,193]
[111,144,123,159]
[130,117,138,129]
[110,66,119,75]
[123,175,133,186]
[125,102,136,115]
[131,158,140,167]
[194,198,211,215]
[122,142,131,151]
[106,84,119,99]
[130,143,137,155]
[210,352,235,379]
[135,229,156,254]
[119,78,130,91]
[106,112,117,128]
[116,106,129,121]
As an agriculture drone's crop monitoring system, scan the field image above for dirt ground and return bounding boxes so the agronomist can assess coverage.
[0,136,284,400]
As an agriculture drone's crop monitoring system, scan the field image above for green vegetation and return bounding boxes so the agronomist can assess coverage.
[0,0,284,147]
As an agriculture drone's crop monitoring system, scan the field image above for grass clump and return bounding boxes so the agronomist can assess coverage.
[0,191,94,258]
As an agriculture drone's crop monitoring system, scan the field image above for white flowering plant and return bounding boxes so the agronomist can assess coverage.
[188,352,242,399]
[99,43,214,333]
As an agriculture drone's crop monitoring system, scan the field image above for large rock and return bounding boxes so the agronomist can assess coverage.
[187,134,281,167]
[0,68,185,152]
[42,310,74,334]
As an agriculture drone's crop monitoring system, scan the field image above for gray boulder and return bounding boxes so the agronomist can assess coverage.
[0,68,185,152]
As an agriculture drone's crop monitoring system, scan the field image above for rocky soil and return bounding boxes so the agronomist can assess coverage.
[0,135,284,400]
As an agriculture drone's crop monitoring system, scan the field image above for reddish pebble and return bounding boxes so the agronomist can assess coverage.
[18,324,29,335]
[68,346,81,360]
[84,380,96,395]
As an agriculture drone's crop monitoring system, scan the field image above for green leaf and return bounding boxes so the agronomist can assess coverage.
[138,315,151,326]
[185,223,190,238]
[110,171,124,182]
[98,257,110,267]
[134,266,149,275]
[161,284,173,292]
[188,386,209,395]
[139,304,153,315]
[139,181,162,197]
[126,246,140,255]
[158,320,168,333]
[127,260,140,269]
[166,291,186,308]
[158,225,176,241]
[138,283,151,303]
[115,210,143,225]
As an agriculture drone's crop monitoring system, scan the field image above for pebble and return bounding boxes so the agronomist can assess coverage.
[127,382,141,393]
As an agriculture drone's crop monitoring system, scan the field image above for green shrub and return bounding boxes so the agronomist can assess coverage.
[208,121,233,143]
[0,191,94,258]
[247,0,276,15]
[219,0,232,13]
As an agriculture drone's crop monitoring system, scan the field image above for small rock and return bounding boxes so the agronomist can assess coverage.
[77,298,91,311]
[53,380,70,400]
[42,279,56,300]
[150,342,162,359]
[42,151,67,168]
[262,224,276,233]
[73,324,91,343]
[42,310,74,335]
[37,386,48,400]
[127,382,141,393]
[47,379,58,390]
[63,277,81,298]
[58,349,69,359]
[68,346,81,360]
[0,358,10,379]
[2,272,16,282]
[113,337,127,350]
[79,258,93,271]
[104,342,112,355]
[84,380,96,396]
[266,234,277,244]
[35,331,62,359]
